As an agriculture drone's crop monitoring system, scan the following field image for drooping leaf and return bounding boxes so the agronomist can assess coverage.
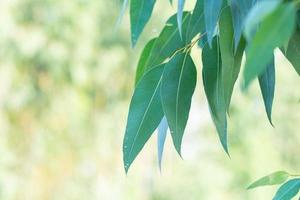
[273,179,300,200]
[134,13,190,84]
[202,38,228,154]
[135,11,203,84]
[247,171,290,189]
[230,0,254,50]
[244,0,281,42]
[130,0,156,47]
[283,29,300,75]
[219,6,245,111]
[242,3,296,89]
[157,116,168,170]
[115,0,129,31]
[161,52,197,155]
[258,55,275,125]
[135,38,157,86]
[185,0,205,43]
[204,0,223,47]
[123,64,165,173]
[177,0,185,38]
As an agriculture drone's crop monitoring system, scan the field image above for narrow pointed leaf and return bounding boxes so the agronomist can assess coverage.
[230,0,254,50]
[161,52,197,155]
[243,3,296,89]
[137,13,190,79]
[258,55,275,125]
[115,0,129,31]
[177,0,185,38]
[219,6,245,111]
[283,30,300,75]
[130,0,156,46]
[123,64,165,173]
[202,38,228,154]
[247,171,290,189]
[157,116,168,170]
[185,0,205,42]
[244,0,281,42]
[135,38,157,86]
[273,179,300,200]
[136,11,202,83]
[204,0,223,47]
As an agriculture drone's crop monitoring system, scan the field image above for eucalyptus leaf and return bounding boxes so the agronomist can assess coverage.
[247,171,290,189]
[204,0,223,47]
[258,55,275,125]
[161,52,197,155]
[157,116,168,170]
[123,64,165,173]
[135,38,157,86]
[202,38,228,154]
[273,179,300,200]
[243,3,296,89]
[219,6,245,111]
[283,29,300,75]
[230,0,254,50]
[177,0,185,38]
[130,0,156,47]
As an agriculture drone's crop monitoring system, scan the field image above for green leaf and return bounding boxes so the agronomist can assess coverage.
[161,52,197,155]
[258,55,275,126]
[157,116,168,171]
[219,6,245,111]
[230,0,254,50]
[273,178,300,200]
[115,0,129,31]
[283,29,300,75]
[123,64,165,173]
[242,3,296,89]
[135,11,203,84]
[185,0,205,42]
[130,0,156,47]
[136,13,190,82]
[244,0,281,42]
[204,0,223,46]
[135,38,157,86]
[177,0,185,38]
[247,171,290,189]
[202,38,228,154]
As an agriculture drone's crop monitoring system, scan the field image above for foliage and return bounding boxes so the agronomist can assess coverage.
[122,0,300,199]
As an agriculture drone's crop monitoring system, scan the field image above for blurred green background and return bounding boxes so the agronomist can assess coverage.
[0,0,299,199]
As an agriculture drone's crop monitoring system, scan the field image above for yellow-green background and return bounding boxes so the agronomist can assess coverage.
[0,0,299,199]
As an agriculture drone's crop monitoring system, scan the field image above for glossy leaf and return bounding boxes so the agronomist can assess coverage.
[202,38,228,154]
[243,3,296,89]
[130,0,156,47]
[273,179,300,200]
[135,38,157,86]
[247,171,290,189]
[177,0,185,38]
[283,29,300,75]
[161,52,197,155]
[258,55,275,125]
[219,6,245,111]
[204,0,223,47]
[157,116,168,170]
[123,64,165,173]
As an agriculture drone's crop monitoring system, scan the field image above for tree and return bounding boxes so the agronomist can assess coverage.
[120,0,300,199]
